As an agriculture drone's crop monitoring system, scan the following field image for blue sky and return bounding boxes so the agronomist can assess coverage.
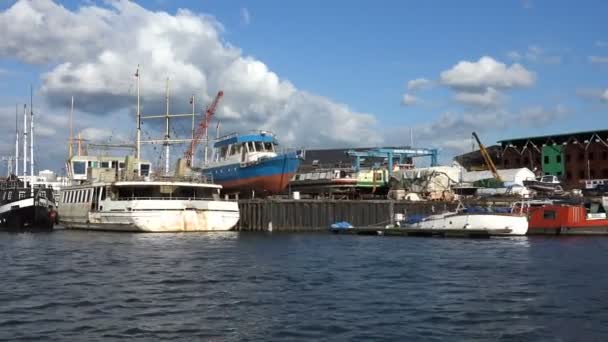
[0,0,607,171]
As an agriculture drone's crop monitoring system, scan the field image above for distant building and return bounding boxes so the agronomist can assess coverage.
[499,130,608,187]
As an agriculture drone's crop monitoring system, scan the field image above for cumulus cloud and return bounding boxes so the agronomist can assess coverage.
[401,93,417,106]
[440,56,535,92]
[406,78,432,91]
[439,56,535,108]
[453,87,502,107]
[0,0,382,168]
[589,56,608,64]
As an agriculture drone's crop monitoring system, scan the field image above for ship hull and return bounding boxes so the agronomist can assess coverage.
[203,152,301,194]
[0,197,55,231]
[404,213,528,236]
[60,199,239,232]
[527,204,608,235]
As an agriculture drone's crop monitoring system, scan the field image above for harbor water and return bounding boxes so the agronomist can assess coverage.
[2,231,608,341]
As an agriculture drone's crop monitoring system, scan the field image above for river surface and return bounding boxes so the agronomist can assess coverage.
[1,230,608,341]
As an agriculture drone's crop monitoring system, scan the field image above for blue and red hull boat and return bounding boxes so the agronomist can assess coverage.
[200,131,302,194]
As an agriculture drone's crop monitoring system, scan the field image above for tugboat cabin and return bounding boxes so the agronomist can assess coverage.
[213,131,278,164]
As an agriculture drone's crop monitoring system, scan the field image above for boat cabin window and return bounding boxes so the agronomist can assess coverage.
[73,161,86,175]
[114,185,219,200]
[264,142,274,152]
[254,141,264,152]
[140,163,151,177]
[101,161,109,168]
[220,146,228,159]
[233,144,242,155]
[543,210,556,220]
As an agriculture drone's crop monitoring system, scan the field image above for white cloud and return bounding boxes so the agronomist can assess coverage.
[596,40,608,48]
[401,93,417,106]
[388,105,567,155]
[0,0,382,164]
[406,78,431,91]
[507,51,522,61]
[453,87,502,107]
[507,45,561,65]
[522,0,533,9]
[589,56,608,64]
[577,88,608,103]
[440,56,535,92]
[240,7,251,25]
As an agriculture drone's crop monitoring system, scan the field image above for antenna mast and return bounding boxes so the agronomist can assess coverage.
[23,104,27,179]
[30,86,34,196]
[69,96,74,158]
[15,104,19,176]
[164,78,170,175]
[135,65,141,160]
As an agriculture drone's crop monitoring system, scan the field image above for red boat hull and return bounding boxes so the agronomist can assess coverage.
[528,204,608,235]
[219,173,295,194]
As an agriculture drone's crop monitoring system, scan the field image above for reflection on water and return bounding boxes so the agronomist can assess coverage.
[1,231,608,341]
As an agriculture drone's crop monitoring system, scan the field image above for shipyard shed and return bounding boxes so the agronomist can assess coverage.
[462,168,535,186]
[300,146,413,172]
[499,129,608,187]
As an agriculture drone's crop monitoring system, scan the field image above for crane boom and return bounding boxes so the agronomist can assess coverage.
[185,91,224,166]
[472,132,502,182]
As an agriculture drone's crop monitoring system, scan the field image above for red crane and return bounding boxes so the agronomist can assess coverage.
[185,90,224,166]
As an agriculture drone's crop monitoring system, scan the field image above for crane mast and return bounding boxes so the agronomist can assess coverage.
[184,91,224,166]
[472,132,502,183]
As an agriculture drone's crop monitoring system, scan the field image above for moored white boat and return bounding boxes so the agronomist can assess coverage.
[58,156,240,232]
[400,207,528,236]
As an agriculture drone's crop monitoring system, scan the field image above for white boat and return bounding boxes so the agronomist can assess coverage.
[400,204,528,236]
[58,156,240,232]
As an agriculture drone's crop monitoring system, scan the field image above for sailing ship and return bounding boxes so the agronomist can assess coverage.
[57,70,239,232]
[1,95,56,231]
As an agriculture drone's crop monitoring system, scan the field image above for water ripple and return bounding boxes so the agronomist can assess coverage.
[1,231,608,340]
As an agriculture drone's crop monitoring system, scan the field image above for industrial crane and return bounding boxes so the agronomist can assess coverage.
[184,90,224,166]
[472,132,503,183]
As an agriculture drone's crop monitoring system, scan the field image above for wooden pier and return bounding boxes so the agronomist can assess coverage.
[237,199,457,231]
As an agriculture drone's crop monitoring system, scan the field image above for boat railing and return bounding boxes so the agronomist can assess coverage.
[113,196,220,201]
[116,172,214,184]
[215,130,277,142]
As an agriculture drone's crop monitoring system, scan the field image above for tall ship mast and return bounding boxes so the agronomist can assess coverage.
[0,90,57,231]
[57,67,239,232]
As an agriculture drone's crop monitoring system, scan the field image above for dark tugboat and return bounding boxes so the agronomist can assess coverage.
[0,174,56,231]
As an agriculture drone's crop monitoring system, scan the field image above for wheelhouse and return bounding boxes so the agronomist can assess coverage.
[214,131,278,162]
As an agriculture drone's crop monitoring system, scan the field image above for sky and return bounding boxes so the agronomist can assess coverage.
[0,0,607,174]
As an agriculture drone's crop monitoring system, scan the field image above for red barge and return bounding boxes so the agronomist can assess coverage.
[527,202,608,235]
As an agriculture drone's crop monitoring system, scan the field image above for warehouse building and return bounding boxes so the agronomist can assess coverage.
[498,130,608,187]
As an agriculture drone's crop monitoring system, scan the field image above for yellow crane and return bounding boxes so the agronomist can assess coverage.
[472,132,502,183]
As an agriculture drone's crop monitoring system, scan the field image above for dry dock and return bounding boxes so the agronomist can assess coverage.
[237,199,458,231]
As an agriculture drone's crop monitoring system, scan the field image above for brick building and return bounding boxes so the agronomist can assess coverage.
[498,130,608,188]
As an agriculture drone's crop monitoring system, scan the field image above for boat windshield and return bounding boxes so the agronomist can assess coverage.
[112,185,220,200]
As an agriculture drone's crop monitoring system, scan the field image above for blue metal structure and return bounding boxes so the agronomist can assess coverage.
[347,148,439,176]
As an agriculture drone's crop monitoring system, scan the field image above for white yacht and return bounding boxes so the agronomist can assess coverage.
[58,155,240,232]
